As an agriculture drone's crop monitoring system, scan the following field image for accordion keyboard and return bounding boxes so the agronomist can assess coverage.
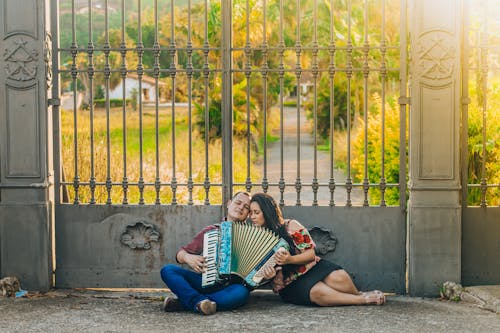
[202,229,219,287]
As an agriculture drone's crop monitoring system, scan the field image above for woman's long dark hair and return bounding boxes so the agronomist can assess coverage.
[250,193,296,256]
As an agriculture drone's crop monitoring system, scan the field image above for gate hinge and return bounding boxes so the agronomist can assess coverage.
[48,98,60,106]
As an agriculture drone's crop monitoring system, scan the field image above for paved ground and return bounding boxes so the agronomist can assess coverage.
[1,287,498,333]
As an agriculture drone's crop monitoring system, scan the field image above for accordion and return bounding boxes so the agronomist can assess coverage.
[202,221,289,288]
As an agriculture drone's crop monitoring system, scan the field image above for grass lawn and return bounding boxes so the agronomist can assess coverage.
[60,105,260,204]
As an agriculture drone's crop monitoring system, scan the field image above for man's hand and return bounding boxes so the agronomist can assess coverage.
[177,250,207,273]
[185,253,207,273]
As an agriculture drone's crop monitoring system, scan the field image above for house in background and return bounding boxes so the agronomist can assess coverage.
[109,73,167,103]
[289,71,314,99]
[74,0,118,14]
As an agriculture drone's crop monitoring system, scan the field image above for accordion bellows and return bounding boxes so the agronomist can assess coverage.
[202,221,289,288]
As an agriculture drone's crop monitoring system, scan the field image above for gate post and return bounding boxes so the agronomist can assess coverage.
[407,0,463,296]
[0,0,53,290]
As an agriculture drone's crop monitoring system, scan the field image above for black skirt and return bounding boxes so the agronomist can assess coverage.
[279,259,343,306]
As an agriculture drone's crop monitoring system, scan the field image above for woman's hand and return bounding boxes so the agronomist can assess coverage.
[274,249,291,265]
[262,265,281,280]
[184,253,207,273]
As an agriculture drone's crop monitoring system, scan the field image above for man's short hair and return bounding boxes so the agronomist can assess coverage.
[232,191,250,200]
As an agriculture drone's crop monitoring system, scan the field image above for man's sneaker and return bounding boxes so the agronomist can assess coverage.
[162,296,184,312]
[196,299,217,315]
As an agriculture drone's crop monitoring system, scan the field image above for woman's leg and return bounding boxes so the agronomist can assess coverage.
[321,269,359,295]
[310,281,384,306]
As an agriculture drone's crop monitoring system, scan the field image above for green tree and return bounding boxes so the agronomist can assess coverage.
[304,0,401,142]
[194,77,259,140]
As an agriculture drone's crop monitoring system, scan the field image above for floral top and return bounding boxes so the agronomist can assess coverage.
[271,219,320,293]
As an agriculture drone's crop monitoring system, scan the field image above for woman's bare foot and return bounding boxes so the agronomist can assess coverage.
[361,290,386,305]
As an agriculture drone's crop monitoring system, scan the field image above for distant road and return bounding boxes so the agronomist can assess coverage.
[60,92,83,111]
[260,106,363,206]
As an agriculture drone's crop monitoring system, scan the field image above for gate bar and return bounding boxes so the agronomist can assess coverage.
[479,2,489,208]
[295,0,302,206]
[170,0,178,205]
[222,0,233,206]
[51,0,61,205]
[153,0,161,204]
[279,0,285,206]
[87,0,96,204]
[399,0,408,214]
[380,0,387,207]
[104,0,112,204]
[262,0,269,194]
[362,0,369,206]
[312,0,319,206]
[329,0,337,207]
[461,0,470,208]
[346,0,353,207]
[187,0,194,205]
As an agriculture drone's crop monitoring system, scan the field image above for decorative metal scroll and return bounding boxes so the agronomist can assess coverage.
[309,226,337,255]
[120,220,160,250]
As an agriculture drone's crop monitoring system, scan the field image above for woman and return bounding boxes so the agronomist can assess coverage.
[249,193,385,306]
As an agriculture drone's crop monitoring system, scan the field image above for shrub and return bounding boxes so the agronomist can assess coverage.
[93,98,132,108]
[467,77,500,205]
[351,93,405,206]
[304,75,349,143]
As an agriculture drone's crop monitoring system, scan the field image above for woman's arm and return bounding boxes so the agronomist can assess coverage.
[274,219,317,265]
[274,247,316,266]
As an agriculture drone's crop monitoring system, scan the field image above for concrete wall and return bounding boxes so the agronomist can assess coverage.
[55,205,222,288]
[284,207,406,294]
[55,205,406,293]
[462,207,500,286]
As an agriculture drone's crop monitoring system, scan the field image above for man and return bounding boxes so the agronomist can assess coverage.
[160,191,251,315]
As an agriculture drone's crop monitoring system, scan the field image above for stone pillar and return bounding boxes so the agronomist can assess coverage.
[408,0,462,296]
[0,0,53,290]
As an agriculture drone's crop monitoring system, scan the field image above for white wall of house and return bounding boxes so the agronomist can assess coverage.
[108,77,158,102]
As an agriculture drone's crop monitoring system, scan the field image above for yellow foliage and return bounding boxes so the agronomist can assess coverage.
[351,93,407,206]
[466,76,500,206]
[60,106,260,204]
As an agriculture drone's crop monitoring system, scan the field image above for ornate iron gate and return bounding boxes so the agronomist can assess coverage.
[461,0,500,285]
[51,0,407,292]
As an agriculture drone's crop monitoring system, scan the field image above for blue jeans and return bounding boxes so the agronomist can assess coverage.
[160,264,250,312]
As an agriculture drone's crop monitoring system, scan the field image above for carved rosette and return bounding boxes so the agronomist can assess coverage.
[3,37,39,82]
[309,227,337,255]
[416,30,455,81]
[120,221,160,250]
